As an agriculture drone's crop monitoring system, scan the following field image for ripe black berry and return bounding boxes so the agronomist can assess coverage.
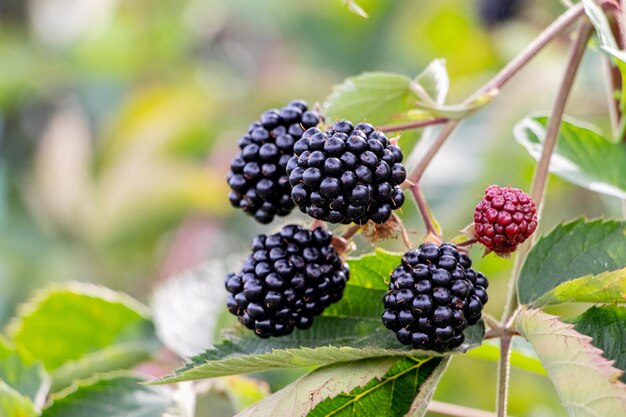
[382,242,489,352]
[225,225,349,338]
[287,121,406,225]
[227,100,323,224]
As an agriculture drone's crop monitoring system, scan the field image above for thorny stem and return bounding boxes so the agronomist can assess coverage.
[409,183,441,238]
[500,22,594,326]
[404,3,586,186]
[428,400,503,417]
[378,117,448,133]
[496,334,513,417]
[496,21,593,417]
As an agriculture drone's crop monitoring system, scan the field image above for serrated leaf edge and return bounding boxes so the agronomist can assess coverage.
[517,308,626,386]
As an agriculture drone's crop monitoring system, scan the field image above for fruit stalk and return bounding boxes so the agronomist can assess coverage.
[409,183,441,239]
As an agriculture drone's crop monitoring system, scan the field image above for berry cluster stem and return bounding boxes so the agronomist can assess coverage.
[409,183,441,239]
[496,21,593,417]
[404,2,586,186]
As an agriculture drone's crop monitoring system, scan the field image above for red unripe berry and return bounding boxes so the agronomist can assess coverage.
[473,185,538,255]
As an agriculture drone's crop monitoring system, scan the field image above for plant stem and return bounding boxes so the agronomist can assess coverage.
[495,21,593,417]
[428,400,503,417]
[342,224,361,240]
[500,21,593,323]
[405,3,586,186]
[378,117,448,133]
[392,213,414,249]
[456,237,478,247]
[409,183,440,238]
[602,56,621,134]
[495,334,513,417]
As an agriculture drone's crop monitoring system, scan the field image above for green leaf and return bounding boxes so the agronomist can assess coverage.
[0,337,49,407]
[411,59,449,107]
[517,218,626,306]
[323,72,416,125]
[582,0,626,62]
[236,357,398,417]
[517,308,626,417]
[533,267,626,307]
[238,356,447,417]
[514,115,626,198]
[153,251,484,384]
[42,373,172,417]
[571,305,626,383]
[7,283,158,388]
[344,249,401,290]
[0,381,38,417]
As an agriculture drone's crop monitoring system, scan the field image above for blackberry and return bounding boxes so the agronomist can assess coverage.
[382,242,488,352]
[227,100,323,224]
[474,185,538,255]
[225,224,349,338]
[287,121,406,225]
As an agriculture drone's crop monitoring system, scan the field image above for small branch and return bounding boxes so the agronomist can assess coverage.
[404,3,586,186]
[456,238,478,247]
[602,56,621,134]
[392,213,414,249]
[496,334,513,417]
[428,400,504,417]
[501,21,593,322]
[378,117,448,133]
[409,183,441,238]
[342,224,361,240]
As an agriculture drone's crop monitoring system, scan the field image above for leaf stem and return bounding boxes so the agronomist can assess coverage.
[428,400,503,417]
[501,21,594,323]
[378,117,448,133]
[404,2,586,186]
[409,183,441,238]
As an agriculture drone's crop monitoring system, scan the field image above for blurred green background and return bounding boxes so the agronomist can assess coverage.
[0,0,621,416]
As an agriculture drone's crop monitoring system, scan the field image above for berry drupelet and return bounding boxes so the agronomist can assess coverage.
[382,242,489,352]
[474,185,538,255]
[227,100,323,224]
[287,120,406,225]
[225,224,349,338]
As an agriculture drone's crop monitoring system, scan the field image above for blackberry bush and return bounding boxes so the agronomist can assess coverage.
[227,100,323,224]
[382,243,489,351]
[286,120,406,225]
[225,224,349,338]
[474,185,538,255]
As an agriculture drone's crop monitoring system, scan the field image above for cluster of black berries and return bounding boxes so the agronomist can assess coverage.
[287,121,406,225]
[225,225,349,338]
[227,100,323,224]
[382,243,489,351]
